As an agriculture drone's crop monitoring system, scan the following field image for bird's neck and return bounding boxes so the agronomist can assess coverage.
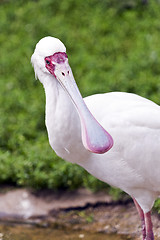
[42,76,86,162]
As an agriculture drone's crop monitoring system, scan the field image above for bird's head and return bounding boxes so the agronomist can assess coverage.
[31,36,113,154]
[31,36,67,82]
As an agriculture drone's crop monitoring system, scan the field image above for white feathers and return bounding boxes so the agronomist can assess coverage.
[33,36,66,58]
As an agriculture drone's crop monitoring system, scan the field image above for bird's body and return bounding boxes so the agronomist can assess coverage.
[31,36,160,239]
[45,80,160,213]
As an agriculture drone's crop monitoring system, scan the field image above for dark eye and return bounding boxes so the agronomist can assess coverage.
[46,60,50,65]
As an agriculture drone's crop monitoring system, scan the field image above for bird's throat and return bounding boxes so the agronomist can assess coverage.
[44,78,84,161]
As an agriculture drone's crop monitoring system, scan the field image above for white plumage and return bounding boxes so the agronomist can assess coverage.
[31,36,160,240]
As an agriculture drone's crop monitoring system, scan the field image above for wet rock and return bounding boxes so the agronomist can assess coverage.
[0,188,112,219]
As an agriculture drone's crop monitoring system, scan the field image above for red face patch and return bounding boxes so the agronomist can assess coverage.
[45,52,68,77]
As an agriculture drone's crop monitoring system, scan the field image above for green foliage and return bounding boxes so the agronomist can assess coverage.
[154,199,160,213]
[108,188,126,201]
[0,0,160,204]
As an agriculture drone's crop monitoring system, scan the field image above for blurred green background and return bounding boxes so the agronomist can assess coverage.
[0,0,160,202]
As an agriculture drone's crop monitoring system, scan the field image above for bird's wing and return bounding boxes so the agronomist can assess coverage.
[85,92,160,193]
[84,92,160,130]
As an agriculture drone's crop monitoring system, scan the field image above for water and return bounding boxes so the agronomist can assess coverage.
[0,224,133,240]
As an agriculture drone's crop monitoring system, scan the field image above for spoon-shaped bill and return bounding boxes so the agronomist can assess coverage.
[54,61,113,154]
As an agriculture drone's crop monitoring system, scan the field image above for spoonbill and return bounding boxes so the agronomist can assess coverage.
[31,36,160,240]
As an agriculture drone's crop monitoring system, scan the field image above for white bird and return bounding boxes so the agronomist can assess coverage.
[31,36,160,240]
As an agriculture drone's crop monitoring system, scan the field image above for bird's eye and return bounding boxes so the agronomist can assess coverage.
[46,60,50,65]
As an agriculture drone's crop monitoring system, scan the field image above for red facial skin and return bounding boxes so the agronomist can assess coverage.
[45,52,68,78]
